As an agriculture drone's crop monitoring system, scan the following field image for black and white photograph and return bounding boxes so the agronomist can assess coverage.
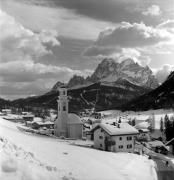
[0,0,174,180]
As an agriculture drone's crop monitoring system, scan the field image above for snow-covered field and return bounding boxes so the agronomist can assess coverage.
[100,109,174,129]
[0,117,157,180]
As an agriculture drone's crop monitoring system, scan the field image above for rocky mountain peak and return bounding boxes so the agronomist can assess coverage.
[88,58,159,89]
[120,58,135,67]
[52,57,159,90]
[51,81,65,91]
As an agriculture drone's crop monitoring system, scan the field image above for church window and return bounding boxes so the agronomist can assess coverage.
[63,106,66,111]
[99,136,103,139]
[62,102,66,111]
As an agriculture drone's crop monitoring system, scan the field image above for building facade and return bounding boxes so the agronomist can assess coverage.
[92,123,139,153]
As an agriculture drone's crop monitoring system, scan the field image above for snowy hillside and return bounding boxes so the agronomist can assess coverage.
[0,118,157,180]
[100,109,174,129]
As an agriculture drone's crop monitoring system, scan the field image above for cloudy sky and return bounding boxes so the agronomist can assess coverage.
[0,0,174,100]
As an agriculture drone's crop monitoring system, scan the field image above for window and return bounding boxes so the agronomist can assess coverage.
[127,136,132,141]
[63,106,66,111]
[100,144,102,147]
[63,91,66,95]
[119,137,122,141]
[62,102,66,111]
[127,144,132,149]
[99,136,103,139]
[119,145,123,149]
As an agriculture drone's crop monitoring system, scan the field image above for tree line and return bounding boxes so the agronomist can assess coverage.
[160,114,174,141]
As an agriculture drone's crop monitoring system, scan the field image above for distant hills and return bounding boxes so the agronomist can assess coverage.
[11,80,151,112]
[124,71,174,111]
[0,98,10,109]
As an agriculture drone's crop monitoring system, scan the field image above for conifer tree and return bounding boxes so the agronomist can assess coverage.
[160,117,164,133]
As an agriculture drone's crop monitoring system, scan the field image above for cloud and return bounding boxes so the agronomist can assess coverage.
[22,0,168,25]
[0,8,92,99]
[142,5,161,16]
[155,64,174,83]
[0,59,92,99]
[84,22,173,66]
[157,20,174,34]
[1,0,114,40]
[93,22,171,47]
[0,9,60,63]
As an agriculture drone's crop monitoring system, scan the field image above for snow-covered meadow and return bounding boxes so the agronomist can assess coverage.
[100,109,174,129]
[0,117,157,180]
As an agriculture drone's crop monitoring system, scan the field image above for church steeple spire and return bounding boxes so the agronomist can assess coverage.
[54,86,69,137]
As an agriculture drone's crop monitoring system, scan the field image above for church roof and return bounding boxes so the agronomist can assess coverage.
[68,113,83,125]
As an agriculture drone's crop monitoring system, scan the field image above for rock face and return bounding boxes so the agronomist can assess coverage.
[51,81,65,91]
[68,75,86,88]
[87,58,159,89]
[124,71,174,111]
[52,58,159,90]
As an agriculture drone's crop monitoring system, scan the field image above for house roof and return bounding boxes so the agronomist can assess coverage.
[148,141,166,148]
[68,113,83,125]
[165,138,174,146]
[91,123,139,136]
[32,121,54,126]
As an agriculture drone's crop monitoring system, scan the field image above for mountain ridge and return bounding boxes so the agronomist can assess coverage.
[52,58,159,91]
[123,71,174,111]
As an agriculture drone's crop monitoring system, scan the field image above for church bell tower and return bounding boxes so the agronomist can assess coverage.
[54,87,69,137]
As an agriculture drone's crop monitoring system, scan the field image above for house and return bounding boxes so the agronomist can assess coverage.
[32,121,54,130]
[135,122,150,141]
[2,109,12,115]
[54,87,83,139]
[165,138,174,155]
[147,141,168,155]
[23,114,34,124]
[91,123,139,153]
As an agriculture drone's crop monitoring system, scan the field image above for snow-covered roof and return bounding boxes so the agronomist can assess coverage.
[32,121,54,126]
[68,113,83,125]
[23,114,34,118]
[33,117,43,123]
[91,123,139,136]
[135,122,150,130]
[148,141,165,148]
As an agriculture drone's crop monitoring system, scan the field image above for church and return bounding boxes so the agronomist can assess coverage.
[54,86,83,139]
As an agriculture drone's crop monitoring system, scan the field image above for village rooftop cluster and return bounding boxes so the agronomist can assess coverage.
[0,87,174,157]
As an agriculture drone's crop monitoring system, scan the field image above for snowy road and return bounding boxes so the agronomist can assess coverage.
[0,118,157,180]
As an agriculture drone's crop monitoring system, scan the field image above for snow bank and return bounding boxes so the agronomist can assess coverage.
[0,137,74,180]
